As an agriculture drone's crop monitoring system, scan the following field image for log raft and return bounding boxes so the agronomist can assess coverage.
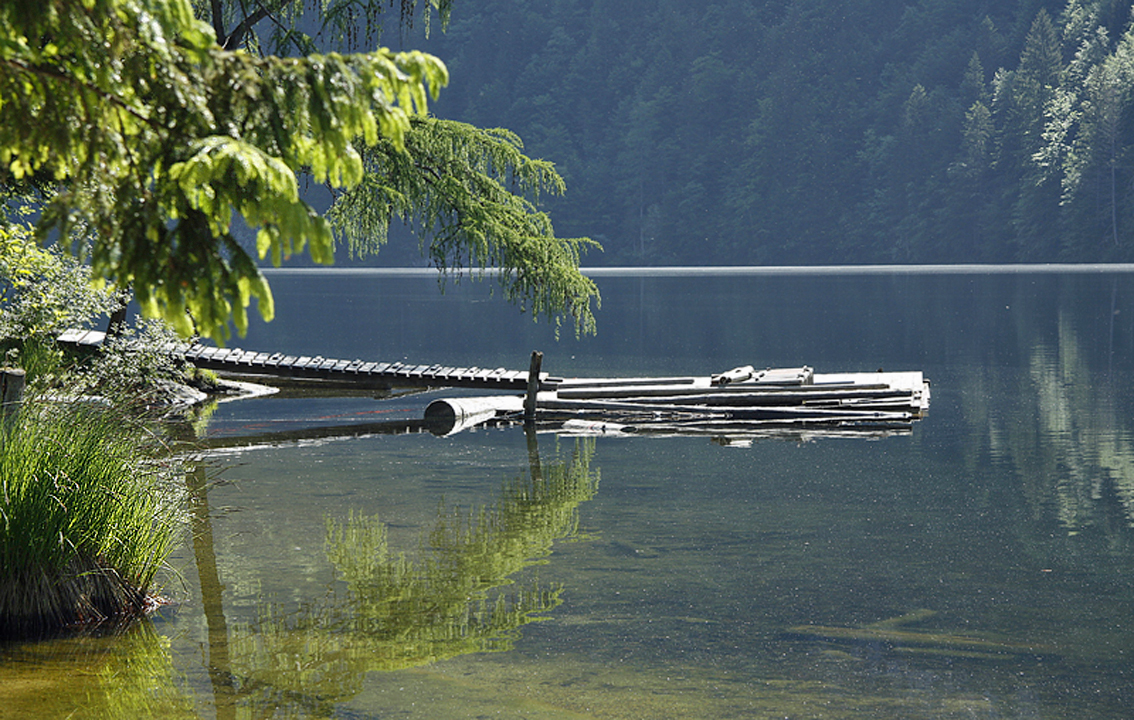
[57,330,930,438]
[427,366,931,437]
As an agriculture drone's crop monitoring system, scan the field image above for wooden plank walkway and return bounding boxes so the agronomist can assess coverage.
[56,329,545,391]
[56,330,932,438]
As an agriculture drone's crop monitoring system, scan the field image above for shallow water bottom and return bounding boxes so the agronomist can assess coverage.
[7,419,1133,719]
[4,626,1122,720]
[340,655,1041,720]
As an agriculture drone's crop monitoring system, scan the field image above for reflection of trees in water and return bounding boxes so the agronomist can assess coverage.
[85,623,197,719]
[996,314,1134,535]
[0,621,196,719]
[204,437,598,717]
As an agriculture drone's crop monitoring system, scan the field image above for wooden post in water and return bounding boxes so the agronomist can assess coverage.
[524,351,543,424]
[1,367,26,426]
[105,287,132,337]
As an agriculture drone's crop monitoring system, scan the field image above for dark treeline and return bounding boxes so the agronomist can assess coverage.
[391,0,1134,265]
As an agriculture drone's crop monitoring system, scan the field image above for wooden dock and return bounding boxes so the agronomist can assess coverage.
[58,330,931,441]
[425,366,931,436]
[57,329,547,391]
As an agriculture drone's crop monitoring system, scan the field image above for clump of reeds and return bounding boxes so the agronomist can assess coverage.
[0,396,182,638]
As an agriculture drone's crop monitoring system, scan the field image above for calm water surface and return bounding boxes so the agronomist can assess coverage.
[3,269,1134,719]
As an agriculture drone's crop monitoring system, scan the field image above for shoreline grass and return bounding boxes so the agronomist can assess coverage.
[0,396,183,639]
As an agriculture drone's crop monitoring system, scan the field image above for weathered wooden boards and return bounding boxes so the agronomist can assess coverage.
[540,368,930,421]
[56,329,542,391]
[57,329,931,440]
[425,367,931,438]
[181,344,534,390]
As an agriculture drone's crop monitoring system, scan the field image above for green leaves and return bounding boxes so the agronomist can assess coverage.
[2,0,600,342]
[0,222,118,339]
[1,0,449,342]
[329,117,600,336]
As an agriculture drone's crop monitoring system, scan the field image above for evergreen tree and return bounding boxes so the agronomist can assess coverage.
[943,100,998,259]
[1009,10,1066,259]
[1,0,599,341]
[1058,18,1134,256]
[247,0,1134,266]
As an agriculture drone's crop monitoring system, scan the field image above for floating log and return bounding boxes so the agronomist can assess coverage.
[556,387,916,406]
[424,395,524,436]
[536,396,914,422]
[554,376,698,390]
[555,382,889,399]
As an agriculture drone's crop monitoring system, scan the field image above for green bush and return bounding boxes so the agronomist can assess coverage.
[73,317,187,408]
[0,396,184,637]
[0,221,118,340]
[1,336,64,388]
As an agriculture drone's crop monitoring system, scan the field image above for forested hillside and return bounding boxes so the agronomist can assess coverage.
[396,0,1134,264]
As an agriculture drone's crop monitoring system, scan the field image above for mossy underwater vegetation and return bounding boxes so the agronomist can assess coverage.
[0,396,184,639]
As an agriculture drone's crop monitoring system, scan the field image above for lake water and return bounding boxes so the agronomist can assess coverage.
[3,268,1134,719]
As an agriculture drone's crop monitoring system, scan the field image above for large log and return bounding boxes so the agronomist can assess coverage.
[424,395,524,435]
[554,376,699,389]
[556,386,912,405]
[535,396,913,422]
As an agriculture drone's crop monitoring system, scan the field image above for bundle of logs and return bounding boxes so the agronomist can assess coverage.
[425,365,931,441]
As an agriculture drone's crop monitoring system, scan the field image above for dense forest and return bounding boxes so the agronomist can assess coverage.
[369,0,1134,265]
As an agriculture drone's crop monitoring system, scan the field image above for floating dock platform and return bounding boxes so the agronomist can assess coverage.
[58,330,930,441]
[424,365,930,439]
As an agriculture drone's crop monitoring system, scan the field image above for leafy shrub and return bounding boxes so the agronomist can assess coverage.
[0,221,118,340]
[73,317,189,408]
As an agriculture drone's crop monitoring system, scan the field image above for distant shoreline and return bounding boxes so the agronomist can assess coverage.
[260,263,1134,277]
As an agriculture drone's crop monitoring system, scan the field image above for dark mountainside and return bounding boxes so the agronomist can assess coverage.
[371,0,1134,266]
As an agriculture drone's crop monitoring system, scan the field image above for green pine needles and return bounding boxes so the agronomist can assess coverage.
[330,117,600,336]
[1,0,599,344]
[0,398,183,638]
[1,0,447,343]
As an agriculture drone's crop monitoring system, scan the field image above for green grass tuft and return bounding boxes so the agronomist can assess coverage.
[0,397,183,638]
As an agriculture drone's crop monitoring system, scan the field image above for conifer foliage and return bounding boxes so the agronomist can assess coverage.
[0,0,598,340]
[414,0,1134,264]
[329,118,599,334]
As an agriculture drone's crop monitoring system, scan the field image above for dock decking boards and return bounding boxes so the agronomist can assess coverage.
[56,330,930,438]
[57,329,543,391]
